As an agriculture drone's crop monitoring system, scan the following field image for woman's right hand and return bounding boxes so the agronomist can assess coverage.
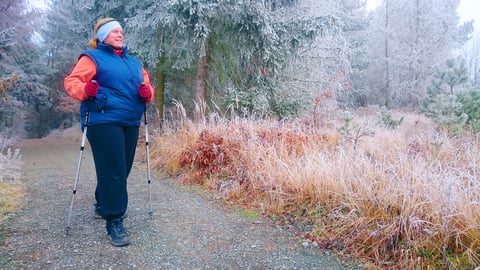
[85,81,99,98]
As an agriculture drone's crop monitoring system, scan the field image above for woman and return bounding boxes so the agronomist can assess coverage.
[64,17,155,247]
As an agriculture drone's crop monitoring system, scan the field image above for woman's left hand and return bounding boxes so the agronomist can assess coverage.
[139,83,152,100]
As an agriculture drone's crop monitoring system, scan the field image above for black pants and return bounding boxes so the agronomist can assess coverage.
[87,124,139,220]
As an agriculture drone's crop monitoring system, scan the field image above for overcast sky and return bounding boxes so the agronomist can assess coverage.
[29,0,47,9]
[457,0,479,25]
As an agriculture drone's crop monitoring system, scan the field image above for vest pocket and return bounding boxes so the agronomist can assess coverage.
[94,93,108,112]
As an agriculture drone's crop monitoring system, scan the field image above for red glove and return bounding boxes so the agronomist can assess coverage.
[139,83,152,100]
[85,81,99,98]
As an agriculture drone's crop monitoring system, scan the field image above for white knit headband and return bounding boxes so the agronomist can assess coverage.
[97,20,122,43]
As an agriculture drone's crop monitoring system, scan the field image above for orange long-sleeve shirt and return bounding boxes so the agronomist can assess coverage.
[64,55,155,103]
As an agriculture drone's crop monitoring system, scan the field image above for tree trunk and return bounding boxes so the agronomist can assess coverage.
[194,53,209,123]
[412,0,420,105]
[475,58,479,85]
[384,0,390,108]
[155,55,166,130]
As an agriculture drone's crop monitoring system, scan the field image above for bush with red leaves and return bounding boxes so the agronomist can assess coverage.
[180,130,229,182]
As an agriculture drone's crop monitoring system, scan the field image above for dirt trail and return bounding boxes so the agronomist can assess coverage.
[0,137,359,269]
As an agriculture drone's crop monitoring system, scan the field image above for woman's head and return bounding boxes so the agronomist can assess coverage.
[88,18,124,49]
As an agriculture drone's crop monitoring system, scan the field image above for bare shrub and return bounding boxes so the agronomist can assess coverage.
[0,132,21,181]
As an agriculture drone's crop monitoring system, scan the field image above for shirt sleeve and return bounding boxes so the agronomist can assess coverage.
[142,67,156,104]
[64,56,97,101]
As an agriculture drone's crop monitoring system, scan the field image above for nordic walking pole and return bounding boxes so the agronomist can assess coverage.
[142,82,153,217]
[65,80,96,235]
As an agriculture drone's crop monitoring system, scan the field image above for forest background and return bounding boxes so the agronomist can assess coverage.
[2,0,480,269]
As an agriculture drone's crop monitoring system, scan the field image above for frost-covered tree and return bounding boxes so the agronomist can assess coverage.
[43,1,93,72]
[219,1,337,118]
[126,0,337,120]
[0,0,33,68]
[336,0,370,108]
[460,33,480,87]
[0,0,33,131]
[293,0,370,108]
[0,0,53,137]
[366,0,473,108]
[38,1,99,134]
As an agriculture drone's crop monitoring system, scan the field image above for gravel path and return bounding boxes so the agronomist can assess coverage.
[0,137,360,269]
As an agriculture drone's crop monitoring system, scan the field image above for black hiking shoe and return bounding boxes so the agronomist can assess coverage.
[106,218,130,247]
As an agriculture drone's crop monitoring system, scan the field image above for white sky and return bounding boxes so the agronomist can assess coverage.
[366,0,382,10]
[29,0,47,9]
[457,0,479,25]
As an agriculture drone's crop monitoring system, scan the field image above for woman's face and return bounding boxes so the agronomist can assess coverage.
[103,28,124,48]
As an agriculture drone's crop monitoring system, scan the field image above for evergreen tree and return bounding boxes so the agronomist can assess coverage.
[0,0,54,137]
[161,0,336,118]
[422,58,469,132]
[272,0,371,112]
[458,88,480,133]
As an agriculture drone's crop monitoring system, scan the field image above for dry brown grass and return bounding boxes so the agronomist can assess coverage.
[0,182,23,224]
[146,109,480,269]
[0,135,23,225]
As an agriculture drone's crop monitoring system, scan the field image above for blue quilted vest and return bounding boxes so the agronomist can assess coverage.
[79,43,145,129]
